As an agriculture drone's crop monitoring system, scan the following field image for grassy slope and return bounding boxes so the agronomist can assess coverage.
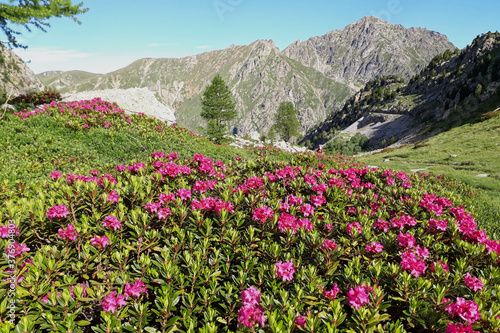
[356,114,500,232]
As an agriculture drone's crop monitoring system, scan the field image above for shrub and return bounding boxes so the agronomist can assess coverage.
[10,90,61,106]
[1,151,499,332]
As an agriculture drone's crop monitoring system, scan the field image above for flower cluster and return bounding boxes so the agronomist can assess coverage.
[238,287,266,328]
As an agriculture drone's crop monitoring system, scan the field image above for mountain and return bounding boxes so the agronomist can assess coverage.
[0,43,44,97]
[302,32,500,149]
[37,17,455,136]
[283,16,455,84]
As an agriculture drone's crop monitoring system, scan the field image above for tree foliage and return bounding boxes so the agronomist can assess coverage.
[0,0,88,48]
[200,74,236,143]
[273,101,301,143]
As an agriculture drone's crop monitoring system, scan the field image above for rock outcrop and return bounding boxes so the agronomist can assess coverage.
[0,43,44,97]
[63,88,176,124]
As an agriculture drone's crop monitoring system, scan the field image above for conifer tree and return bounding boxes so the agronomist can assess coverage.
[273,101,301,143]
[0,0,88,49]
[200,74,236,143]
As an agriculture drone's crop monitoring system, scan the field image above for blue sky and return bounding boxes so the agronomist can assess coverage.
[8,0,500,74]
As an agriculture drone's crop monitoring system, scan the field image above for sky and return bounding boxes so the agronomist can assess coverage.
[6,0,500,74]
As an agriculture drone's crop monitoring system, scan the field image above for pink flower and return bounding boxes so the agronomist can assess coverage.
[464,273,484,292]
[386,177,395,185]
[101,291,127,313]
[102,215,122,231]
[238,286,266,328]
[46,204,70,220]
[297,218,313,231]
[445,298,482,324]
[304,174,317,185]
[321,239,337,252]
[144,201,161,213]
[295,314,308,328]
[400,250,426,277]
[106,190,120,203]
[158,192,176,204]
[288,195,303,205]
[365,242,384,253]
[58,224,79,241]
[241,286,261,306]
[5,241,30,258]
[347,222,362,236]
[397,232,416,248]
[0,224,20,239]
[347,285,373,310]
[446,322,479,333]
[373,218,389,232]
[275,260,295,281]
[428,218,448,231]
[70,284,88,298]
[91,235,110,248]
[50,171,62,180]
[278,213,297,234]
[157,207,172,220]
[177,188,192,200]
[310,195,326,207]
[430,261,449,273]
[299,204,315,217]
[324,284,340,300]
[124,279,148,299]
[253,206,274,223]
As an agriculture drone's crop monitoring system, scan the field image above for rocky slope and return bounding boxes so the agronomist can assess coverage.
[0,43,44,98]
[63,88,176,123]
[37,17,455,136]
[303,32,500,149]
[283,16,455,85]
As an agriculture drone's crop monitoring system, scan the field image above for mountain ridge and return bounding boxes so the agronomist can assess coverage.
[36,16,455,136]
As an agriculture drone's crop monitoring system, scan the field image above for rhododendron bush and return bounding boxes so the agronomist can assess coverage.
[1,150,500,333]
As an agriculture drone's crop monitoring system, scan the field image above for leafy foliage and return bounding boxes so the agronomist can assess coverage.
[324,133,369,155]
[0,0,88,48]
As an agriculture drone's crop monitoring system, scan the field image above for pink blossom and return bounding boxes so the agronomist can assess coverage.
[50,171,62,180]
[321,239,337,252]
[102,215,122,231]
[91,235,110,248]
[288,195,303,205]
[445,298,482,324]
[58,224,79,241]
[101,291,127,313]
[275,260,295,281]
[299,204,315,217]
[386,177,395,185]
[106,190,120,203]
[373,218,389,232]
[297,218,313,231]
[70,284,88,298]
[124,279,148,299]
[158,192,176,204]
[157,207,172,220]
[464,273,484,292]
[144,201,161,213]
[323,283,340,300]
[176,188,192,200]
[397,232,416,248]
[241,286,261,306]
[446,322,479,333]
[310,195,326,207]
[278,213,297,234]
[347,285,373,310]
[347,222,362,236]
[5,241,30,258]
[428,218,448,231]
[0,224,20,239]
[365,242,384,253]
[151,151,165,158]
[430,261,449,273]
[46,204,70,220]
[253,206,274,223]
[304,174,317,185]
[400,250,427,277]
[295,315,307,328]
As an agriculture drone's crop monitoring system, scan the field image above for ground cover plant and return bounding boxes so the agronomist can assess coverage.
[1,98,499,332]
[1,149,500,332]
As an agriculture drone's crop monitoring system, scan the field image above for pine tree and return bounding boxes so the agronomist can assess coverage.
[200,74,236,143]
[0,0,88,49]
[273,101,301,143]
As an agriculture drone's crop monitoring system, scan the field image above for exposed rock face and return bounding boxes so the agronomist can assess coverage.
[37,16,454,137]
[63,88,176,124]
[304,32,500,149]
[282,16,456,83]
[0,43,44,97]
